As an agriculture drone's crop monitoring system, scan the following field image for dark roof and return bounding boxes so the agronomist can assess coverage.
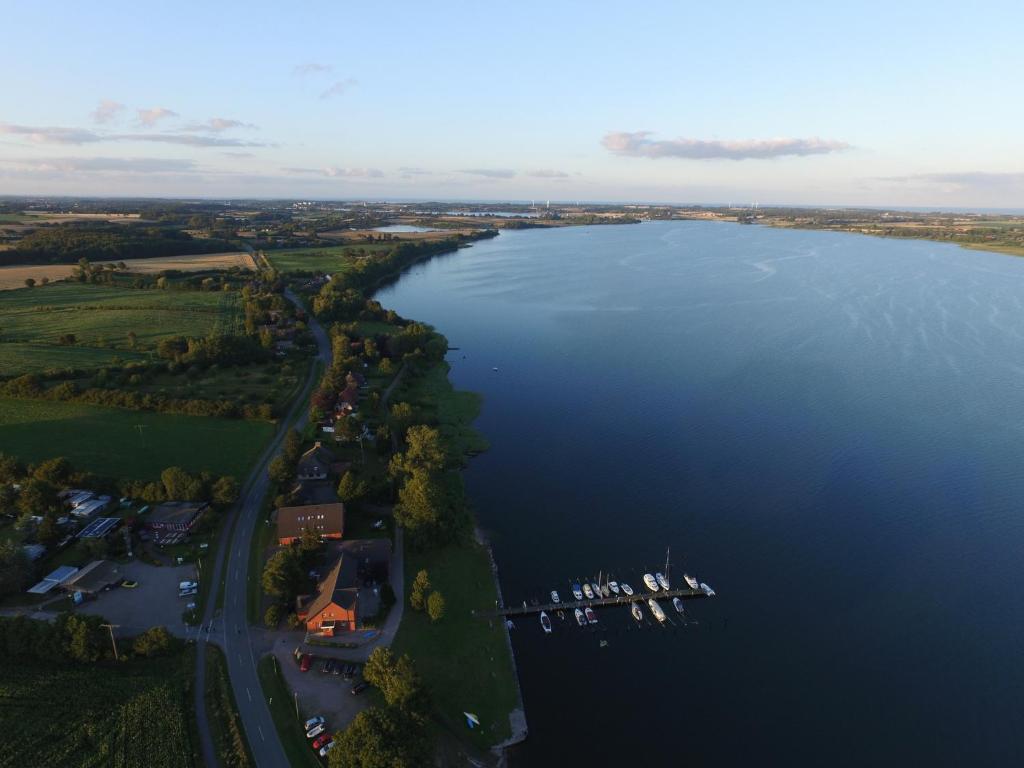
[148,501,207,525]
[290,480,340,506]
[297,443,337,477]
[305,554,360,616]
[63,560,122,593]
[277,503,345,541]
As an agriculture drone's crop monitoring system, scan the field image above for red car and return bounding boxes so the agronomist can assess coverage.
[299,654,312,672]
[312,734,332,750]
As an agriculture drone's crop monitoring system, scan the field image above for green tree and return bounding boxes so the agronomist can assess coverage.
[362,647,429,715]
[0,542,29,597]
[388,402,415,438]
[298,526,322,557]
[132,626,173,657]
[427,591,446,623]
[389,425,445,478]
[211,475,239,505]
[337,471,368,505]
[261,547,304,601]
[32,456,73,485]
[394,470,442,542]
[161,466,203,500]
[409,569,430,612]
[329,706,432,768]
[0,453,23,484]
[282,429,303,466]
[16,478,59,517]
[24,278,35,288]
[267,456,291,487]
[264,604,283,628]
[36,513,60,548]
[64,615,103,662]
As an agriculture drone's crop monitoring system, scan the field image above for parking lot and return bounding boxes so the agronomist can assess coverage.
[273,645,370,735]
[75,560,199,636]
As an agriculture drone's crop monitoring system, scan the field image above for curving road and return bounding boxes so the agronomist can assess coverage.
[195,287,331,768]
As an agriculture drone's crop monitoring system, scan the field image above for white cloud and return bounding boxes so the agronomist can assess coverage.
[137,107,179,126]
[181,117,255,132]
[602,131,850,160]
[293,62,333,76]
[527,169,569,178]
[91,99,125,124]
[458,168,516,179]
[1,156,196,173]
[320,79,358,99]
[282,166,383,178]
[0,123,103,144]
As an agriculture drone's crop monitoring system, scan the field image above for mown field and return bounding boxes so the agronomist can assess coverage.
[0,251,255,290]
[0,282,241,374]
[265,243,391,273]
[0,651,199,768]
[0,396,273,480]
[391,542,517,749]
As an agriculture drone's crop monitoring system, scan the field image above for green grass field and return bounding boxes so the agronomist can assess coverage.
[205,646,255,768]
[0,650,200,767]
[391,542,517,749]
[256,655,322,768]
[0,396,274,480]
[393,362,489,461]
[265,243,392,273]
[0,282,241,375]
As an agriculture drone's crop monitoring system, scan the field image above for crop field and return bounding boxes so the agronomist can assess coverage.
[0,396,274,480]
[265,243,391,273]
[0,282,241,374]
[0,252,255,290]
[0,652,198,768]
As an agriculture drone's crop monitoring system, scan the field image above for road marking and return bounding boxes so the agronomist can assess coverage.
[246,687,252,702]
[258,726,265,741]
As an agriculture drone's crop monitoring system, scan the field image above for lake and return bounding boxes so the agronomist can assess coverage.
[375,221,1024,766]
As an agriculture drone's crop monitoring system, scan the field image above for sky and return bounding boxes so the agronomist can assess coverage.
[1,0,1022,207]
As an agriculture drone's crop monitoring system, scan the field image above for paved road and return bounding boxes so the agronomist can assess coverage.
[194,288,331,768]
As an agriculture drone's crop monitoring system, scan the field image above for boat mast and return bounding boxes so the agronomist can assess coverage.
[665,546,670,582]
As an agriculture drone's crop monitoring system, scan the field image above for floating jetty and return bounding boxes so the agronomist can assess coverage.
[474,586,708,619]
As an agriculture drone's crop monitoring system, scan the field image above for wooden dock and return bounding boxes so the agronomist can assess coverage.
[474,587,709,618]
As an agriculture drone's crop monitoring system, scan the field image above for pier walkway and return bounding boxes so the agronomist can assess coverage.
[474,587,708,618]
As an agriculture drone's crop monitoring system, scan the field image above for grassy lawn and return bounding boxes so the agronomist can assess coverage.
[246,492,277,624]
[265,243,391,274]
[391,541,517,749]
[962,242,1024,257]
[0,647,201,767]
[0,396,274,480]
[393,362,489,462]
[256,655,322,768]
[0,342,151,375]
[205,645,255,768]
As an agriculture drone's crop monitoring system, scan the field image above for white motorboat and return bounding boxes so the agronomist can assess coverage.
[656,572,670,590]
[572,582,583,601]
[647,598,666,623]
[590,582,601,600]
[574,608,586,626]
[585,607,598,624]
[643,573,660,592]
[620,582,634,596]
[672,597,685,614]
[582,583,594,599]
[700,582,716,597]
[550,590,560,604]
[608,581,620,595]
[540,611,552,634]
[631,603,643,622]
[600,582,610,598]
[684,574,699,590]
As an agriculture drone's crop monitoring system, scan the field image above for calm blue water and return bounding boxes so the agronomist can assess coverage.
[376,221,1024,767]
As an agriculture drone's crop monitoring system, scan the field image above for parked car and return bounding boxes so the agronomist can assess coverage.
[121,580,138,589]
[179,587,197,598]
[303,716,325,731]
[319,742,336,758]
[331,662,342,676]
[178,580,198,591]
[299,654,312,673]
[312,734,332,750]
[351,681,369,695]
[307,724,325,739]
[342,663,355,680]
